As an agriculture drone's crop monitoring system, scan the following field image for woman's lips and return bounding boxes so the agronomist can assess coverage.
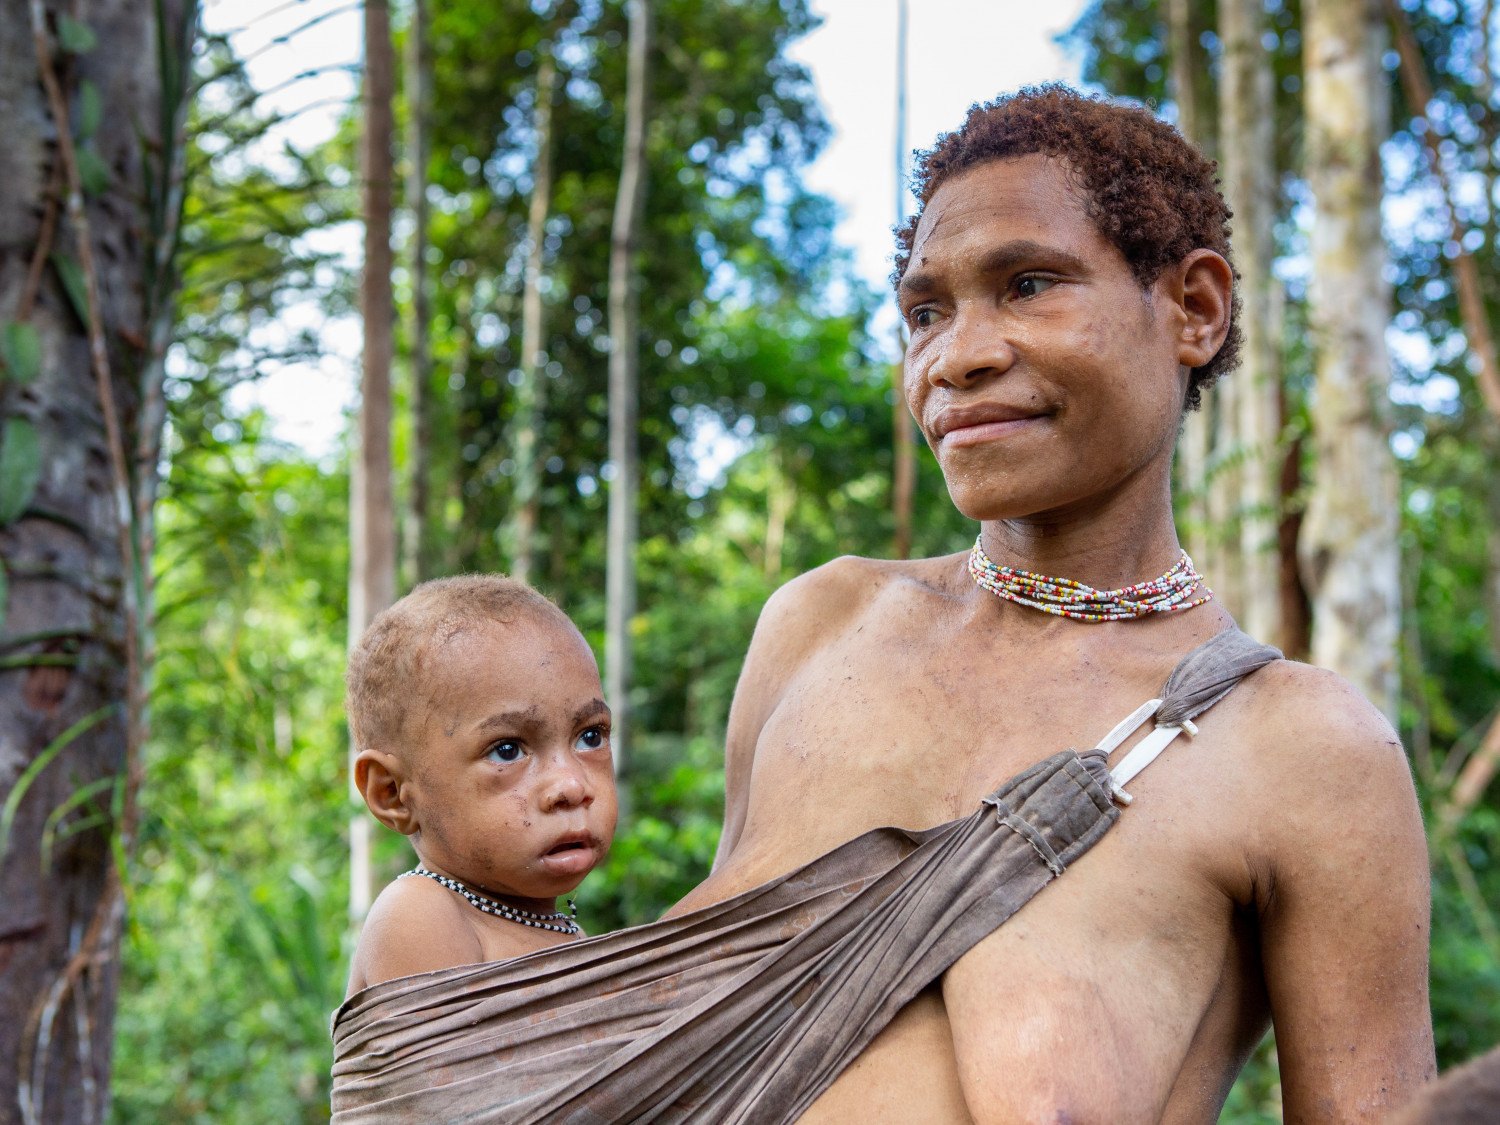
[939,416,1042,447]
[540,840,597,876]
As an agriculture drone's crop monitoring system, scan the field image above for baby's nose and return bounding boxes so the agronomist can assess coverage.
[542,763,591,810]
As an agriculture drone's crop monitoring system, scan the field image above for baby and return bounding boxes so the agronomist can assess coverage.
[343,574,617,997]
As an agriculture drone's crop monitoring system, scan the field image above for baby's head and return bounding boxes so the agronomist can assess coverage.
[346,575,617,906]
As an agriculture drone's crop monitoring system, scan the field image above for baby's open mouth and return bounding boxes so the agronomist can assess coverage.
[540,836,597,876]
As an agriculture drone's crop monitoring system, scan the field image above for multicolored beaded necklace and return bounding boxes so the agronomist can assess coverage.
[967,535,1214,622]
[400,866,582,935]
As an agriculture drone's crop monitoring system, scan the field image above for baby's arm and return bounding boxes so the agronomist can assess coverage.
[346,875,485,997]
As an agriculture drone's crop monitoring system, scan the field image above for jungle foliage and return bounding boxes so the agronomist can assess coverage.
[99,0,1500,1121]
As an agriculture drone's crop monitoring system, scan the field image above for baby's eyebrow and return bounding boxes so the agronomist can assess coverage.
[474,707,540,733]
[572,699,610,726]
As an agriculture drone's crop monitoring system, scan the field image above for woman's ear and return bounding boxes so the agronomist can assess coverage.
[355,748,419,836]
[1171,248,1234,371]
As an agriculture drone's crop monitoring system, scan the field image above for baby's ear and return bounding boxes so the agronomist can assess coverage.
[355,749,418,836]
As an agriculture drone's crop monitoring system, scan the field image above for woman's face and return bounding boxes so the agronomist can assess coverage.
[897,153,1229,526]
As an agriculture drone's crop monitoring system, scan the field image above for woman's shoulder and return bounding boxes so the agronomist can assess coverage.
[764,550,969,625]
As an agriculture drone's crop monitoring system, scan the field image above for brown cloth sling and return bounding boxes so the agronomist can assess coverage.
[331,628,1280,1124]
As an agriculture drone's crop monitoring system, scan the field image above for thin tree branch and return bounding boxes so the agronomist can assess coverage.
[18,157,64,321]
[1387,0,1500,419]
[1445,704,1500,821]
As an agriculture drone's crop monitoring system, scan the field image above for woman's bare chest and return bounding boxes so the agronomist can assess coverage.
[732,630,1172,863]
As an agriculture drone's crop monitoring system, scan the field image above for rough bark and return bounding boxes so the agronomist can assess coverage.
[606,0,649,774]
[507,56,557,586]
[1219,0,1283,643]
[349,0,398,923]
[403,0,433,588]
[1301,0,1401,719]
[0,0,191,1120]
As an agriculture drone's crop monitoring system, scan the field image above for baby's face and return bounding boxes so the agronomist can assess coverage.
[403,616,617,903]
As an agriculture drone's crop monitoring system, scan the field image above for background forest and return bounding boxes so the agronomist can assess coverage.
[1,0,1498,1121]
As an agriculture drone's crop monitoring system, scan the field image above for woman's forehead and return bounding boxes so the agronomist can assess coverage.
[905,156,1118,282]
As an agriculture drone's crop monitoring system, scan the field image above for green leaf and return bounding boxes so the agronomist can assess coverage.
[76,80,102,141]
[76,146,111,196]
[0,417,41,525]
[56,16,98,54]
[40,776,116,873]
[0,706,115,866]
[0,321,41,384]
[50,254,89,326]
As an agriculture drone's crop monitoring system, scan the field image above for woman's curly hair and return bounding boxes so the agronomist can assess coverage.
[894,85,1241,411]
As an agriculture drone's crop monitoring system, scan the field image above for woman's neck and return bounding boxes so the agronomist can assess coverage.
[976,472,1185,593]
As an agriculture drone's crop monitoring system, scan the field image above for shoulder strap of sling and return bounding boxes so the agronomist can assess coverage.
[1094,628,1282,805]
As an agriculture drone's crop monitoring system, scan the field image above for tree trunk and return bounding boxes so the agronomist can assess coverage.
[1301,0,1401,719]
[349,0,398,924]
[507,55,557,586]
[1219,0,1283,643]
[0,0,192,1120]
[1277,420,1313,658]
[606,0,649,774]
[403,0,433,589]
[1166,0,1198,143]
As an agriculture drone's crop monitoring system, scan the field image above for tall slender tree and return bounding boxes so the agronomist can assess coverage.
[404,0,434,588]
[606,0,650,773]
[349,0,398,922]
[1219,0,1282,643]
[508,55,558,586]
[1301,0,1400,718]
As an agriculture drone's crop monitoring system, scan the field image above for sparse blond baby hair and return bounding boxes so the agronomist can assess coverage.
[345,574,574,754]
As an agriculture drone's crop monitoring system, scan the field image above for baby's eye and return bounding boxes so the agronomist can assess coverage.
[1013,275,1056,299]
[575,727,607,752]
[487,740,525,764]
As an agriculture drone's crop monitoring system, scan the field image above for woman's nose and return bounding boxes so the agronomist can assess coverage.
[921,306,1016,389]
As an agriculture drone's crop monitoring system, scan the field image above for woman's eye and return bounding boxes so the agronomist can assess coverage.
[487,740,525,763]
[575,727,607,751]
[1014,275,1056,299]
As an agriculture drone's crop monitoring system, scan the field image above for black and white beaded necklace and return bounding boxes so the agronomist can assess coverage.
[400,866,581,935]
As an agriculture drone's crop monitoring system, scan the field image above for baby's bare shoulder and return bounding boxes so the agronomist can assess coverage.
[347,875,484,996]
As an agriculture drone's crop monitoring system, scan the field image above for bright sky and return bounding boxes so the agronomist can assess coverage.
[203,0,1088,453]
[791,0,1087,290]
